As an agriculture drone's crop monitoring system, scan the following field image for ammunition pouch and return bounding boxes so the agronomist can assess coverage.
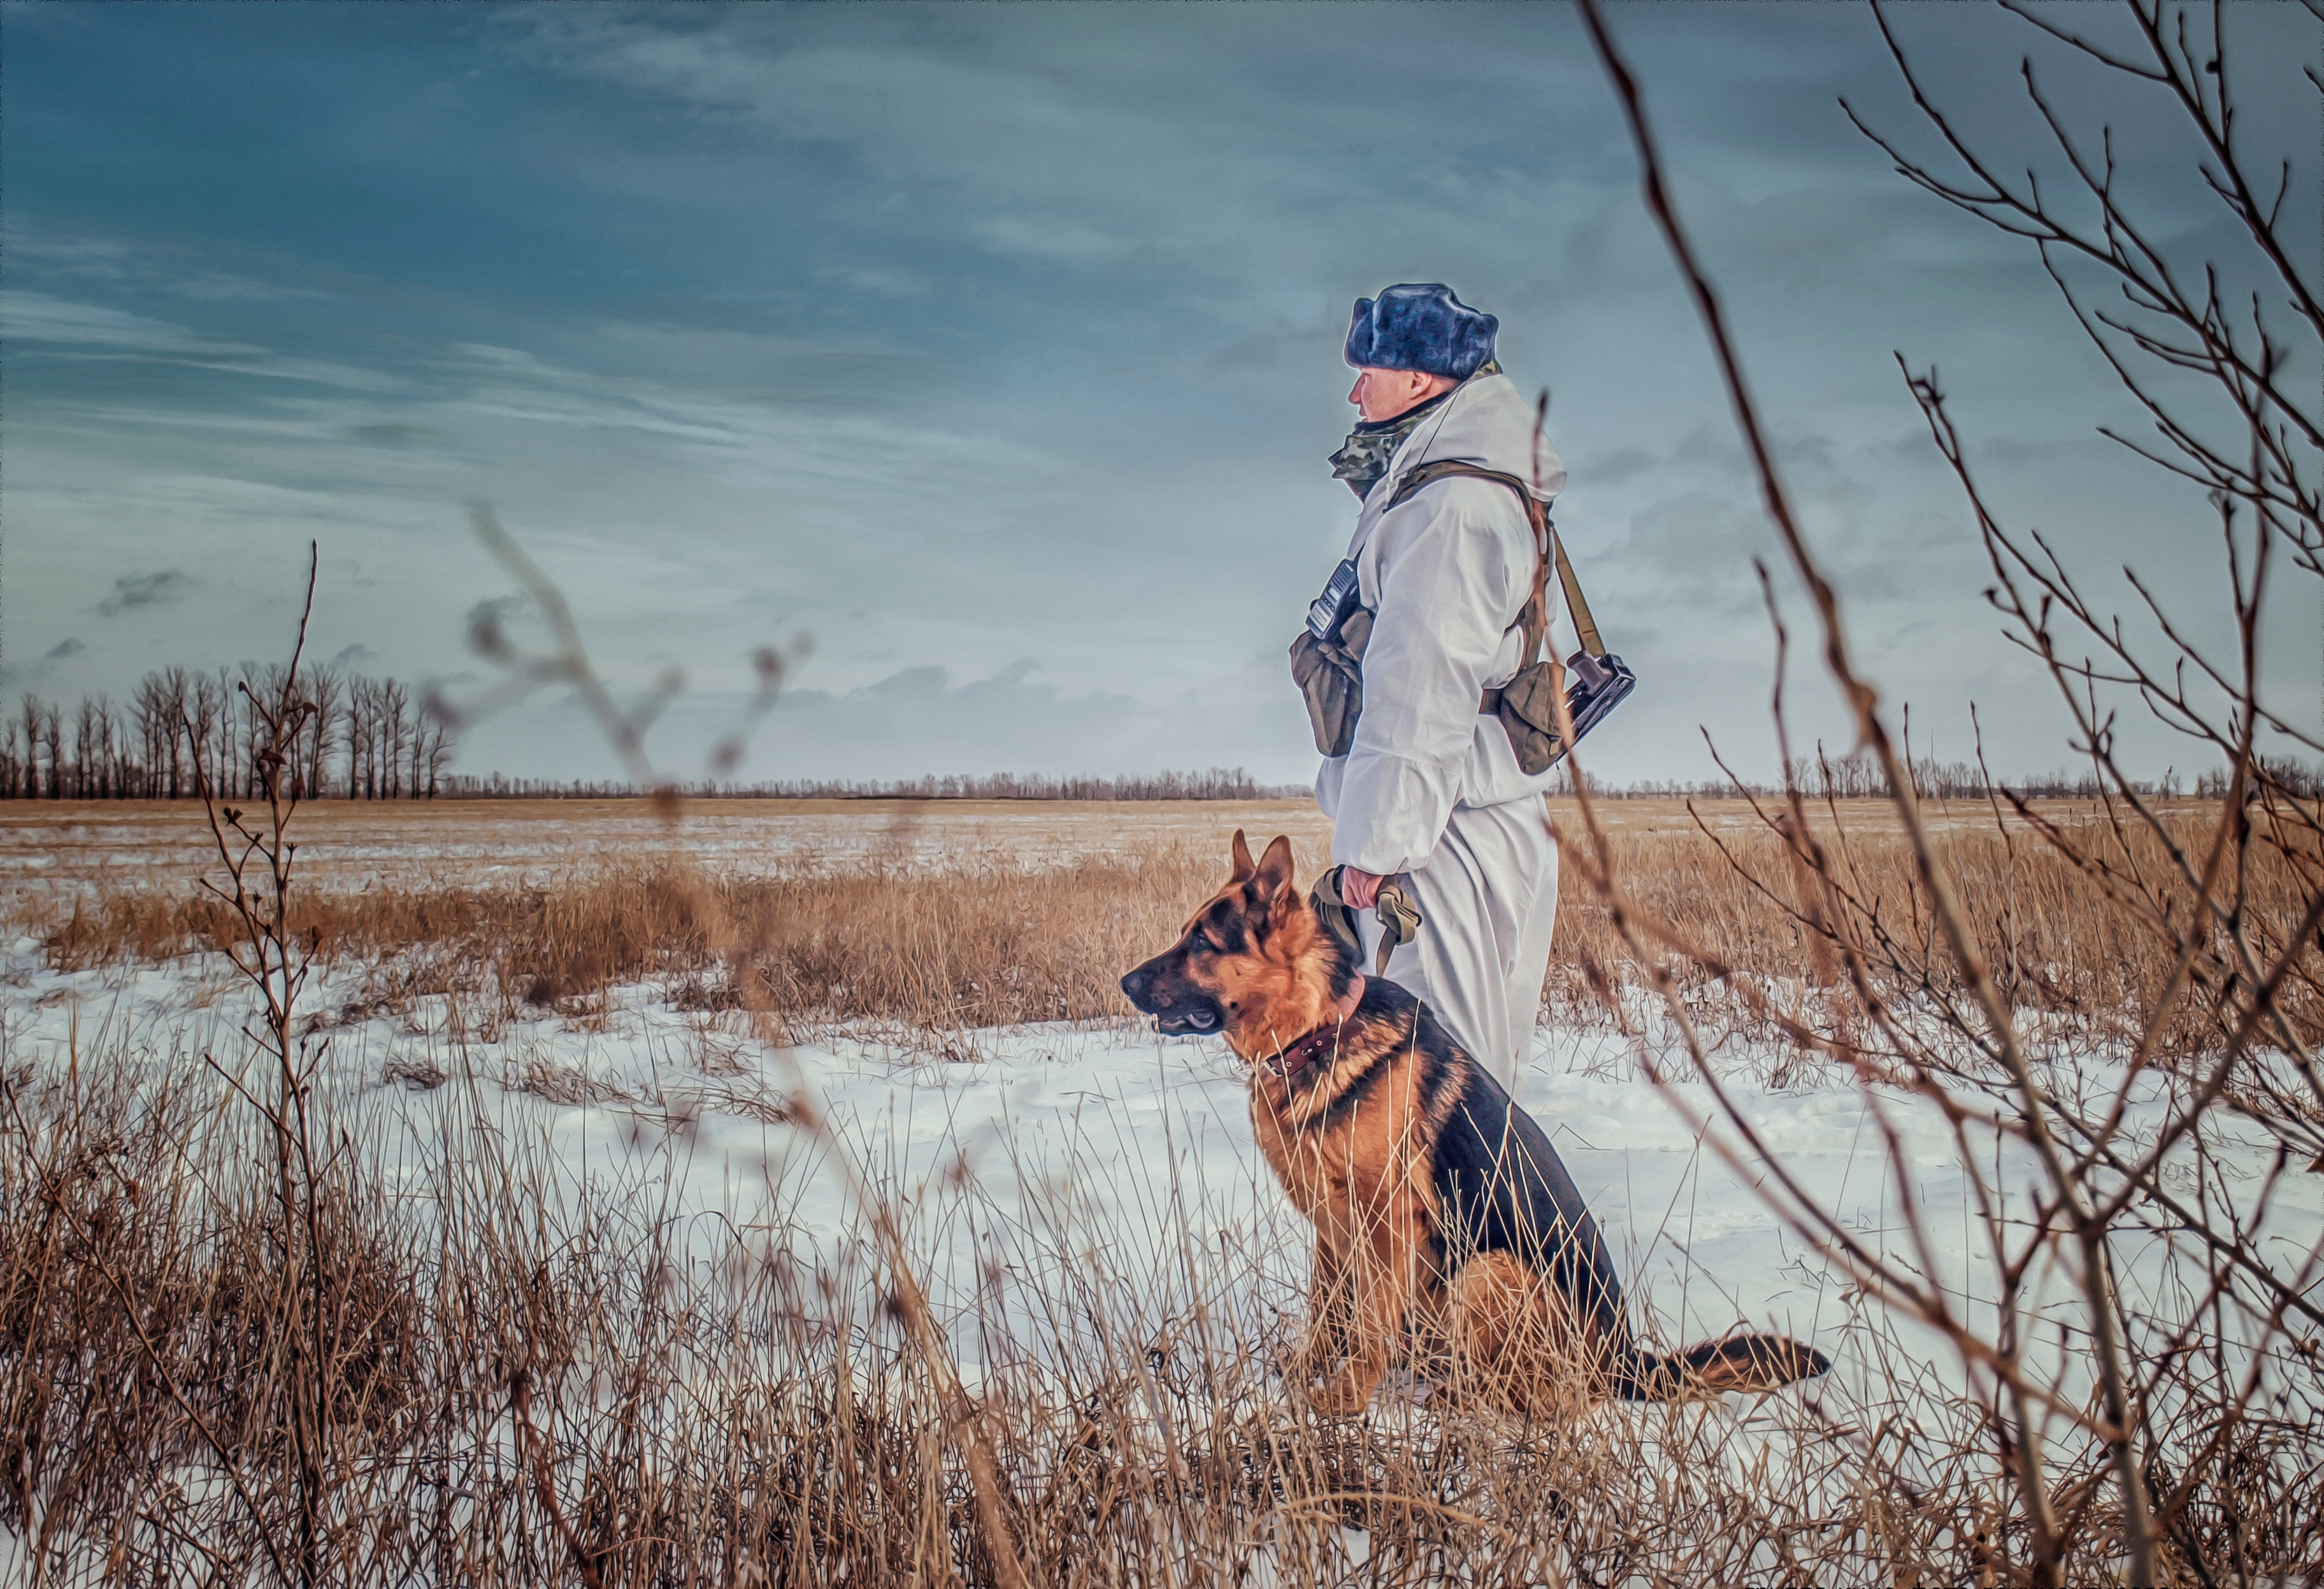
[1288,608,1372,758]
[1481,653,1570,777]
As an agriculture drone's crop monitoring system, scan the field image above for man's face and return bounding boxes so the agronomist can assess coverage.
[1348,366,1457,424]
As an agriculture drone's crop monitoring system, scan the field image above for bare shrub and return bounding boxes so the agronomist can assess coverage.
[0,1056,426,1575]
[1568,0,2324,1580]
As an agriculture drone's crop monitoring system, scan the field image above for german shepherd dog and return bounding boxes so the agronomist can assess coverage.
[1120,832,1830,1418]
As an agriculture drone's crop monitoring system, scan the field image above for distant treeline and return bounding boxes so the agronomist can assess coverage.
[434,768,1313,802]
[449,762,2258,803]
[1558,757,2280,802]
[6,668,452,801]
[4,675,2276,803]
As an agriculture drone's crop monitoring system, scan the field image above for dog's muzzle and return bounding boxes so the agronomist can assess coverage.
[1120,965,1222,1035]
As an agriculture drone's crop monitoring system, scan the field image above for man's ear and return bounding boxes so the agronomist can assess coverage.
[1254,835,1296,906]
[1230,830,1257,883]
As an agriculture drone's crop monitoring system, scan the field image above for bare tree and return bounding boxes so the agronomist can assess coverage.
[17,697,41,802]
[185,674,221,804]
[343,676,368,799]
[39,703,63,800]
[377,677,410,798]
[301,668,342,799]
[135,668,190,800]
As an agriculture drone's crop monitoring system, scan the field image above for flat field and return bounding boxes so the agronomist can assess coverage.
[0,791,2276,1047]
[0,796,1338,895]
[0,788,2156,895]
[2,793,2315,1583]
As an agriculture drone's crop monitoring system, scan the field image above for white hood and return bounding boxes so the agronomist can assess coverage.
[1378,370,1567,508]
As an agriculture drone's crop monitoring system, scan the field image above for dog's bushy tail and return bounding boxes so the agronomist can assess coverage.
[1614,1334,1830,1400]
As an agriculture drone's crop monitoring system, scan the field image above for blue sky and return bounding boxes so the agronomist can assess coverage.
[4,1,2318,786]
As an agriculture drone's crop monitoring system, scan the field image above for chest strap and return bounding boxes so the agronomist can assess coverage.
[1384,459,1607,662]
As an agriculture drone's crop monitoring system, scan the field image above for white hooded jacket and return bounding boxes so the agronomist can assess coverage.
[1315,371,1569,877]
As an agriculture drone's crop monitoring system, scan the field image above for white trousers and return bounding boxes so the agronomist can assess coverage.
[1355,798,1560,1100]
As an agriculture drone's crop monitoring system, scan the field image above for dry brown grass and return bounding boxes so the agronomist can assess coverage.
[1548,795,2324,1061]
[11,794,2323,1583]
[20,795,2318,1064]
[4,1033,2221,1586]
[31,844,1216,1039]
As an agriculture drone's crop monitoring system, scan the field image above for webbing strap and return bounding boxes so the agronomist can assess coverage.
[1552,535,1606,660]
[1386,459,1608,661]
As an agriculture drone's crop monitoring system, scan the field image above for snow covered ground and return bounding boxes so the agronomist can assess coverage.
[14,933,2311,1411]
[10,930,2324,1584]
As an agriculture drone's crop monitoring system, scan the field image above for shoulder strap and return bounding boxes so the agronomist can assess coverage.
[1384,459,1608,661]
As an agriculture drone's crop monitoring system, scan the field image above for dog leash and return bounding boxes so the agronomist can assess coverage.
[1312,865,1423,977]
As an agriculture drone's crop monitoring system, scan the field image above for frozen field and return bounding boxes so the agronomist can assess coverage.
[0,797,1333,899]
[5,790,2314,1393]
[10,927,2306,1411]
[6,796,2317,1581]
[0,793,2149,902]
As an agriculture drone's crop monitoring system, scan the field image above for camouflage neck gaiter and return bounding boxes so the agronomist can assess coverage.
[1325,360,1500,500]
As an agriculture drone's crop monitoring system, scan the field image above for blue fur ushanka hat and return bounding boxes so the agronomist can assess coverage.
[1344,283,1498,378]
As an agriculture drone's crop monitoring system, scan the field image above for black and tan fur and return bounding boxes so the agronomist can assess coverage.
[1120,831,1831,1418]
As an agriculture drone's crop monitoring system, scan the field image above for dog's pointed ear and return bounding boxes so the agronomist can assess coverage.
[1230,830,1258,882]
[1254,834,1296,905]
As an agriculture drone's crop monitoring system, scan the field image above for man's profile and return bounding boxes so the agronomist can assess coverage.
[1295,283,1567,1098]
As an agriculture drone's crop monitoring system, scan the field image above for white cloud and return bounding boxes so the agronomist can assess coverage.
[2,290,261,354]
[3,291,404,392]
[7,231,337,303]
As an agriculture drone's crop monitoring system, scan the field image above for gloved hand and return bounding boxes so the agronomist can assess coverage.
[1340,866,1383,911]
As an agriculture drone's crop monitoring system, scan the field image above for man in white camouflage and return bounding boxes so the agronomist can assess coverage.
[1308,284,1565,1100]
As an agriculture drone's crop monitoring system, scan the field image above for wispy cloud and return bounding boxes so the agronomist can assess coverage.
[5,289,406,393]
[97,570,190,617]
[3,291,261,356]
[7,233,337,303]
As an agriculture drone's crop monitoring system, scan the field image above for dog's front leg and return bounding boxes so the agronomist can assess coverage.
[1291,1230,1352,1380]
[1311,1208,1426,1416]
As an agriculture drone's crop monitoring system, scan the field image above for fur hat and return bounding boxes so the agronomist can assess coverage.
[1344,284,1498,378]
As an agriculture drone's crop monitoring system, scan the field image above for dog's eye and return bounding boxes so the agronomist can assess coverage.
[1195,930,1226,954]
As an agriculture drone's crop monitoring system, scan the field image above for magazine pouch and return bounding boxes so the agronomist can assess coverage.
[1289,607,1374,758]
[1492,652,1570,777]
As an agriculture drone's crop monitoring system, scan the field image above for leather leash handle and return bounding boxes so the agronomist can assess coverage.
[1315,865,1424,977]
[1311,867,1365,966]
[1372,879,1422,976]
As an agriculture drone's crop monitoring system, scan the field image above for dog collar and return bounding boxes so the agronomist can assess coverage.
[1263,977,1366,1079]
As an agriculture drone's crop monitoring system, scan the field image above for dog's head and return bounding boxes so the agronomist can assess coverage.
[1119,831,1357,1062]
